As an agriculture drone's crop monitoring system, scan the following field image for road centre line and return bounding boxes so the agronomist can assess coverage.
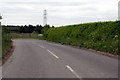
[47,49,59,59]
[66,65,82,79]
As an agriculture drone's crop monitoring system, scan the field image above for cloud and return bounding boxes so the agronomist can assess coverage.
[0,0,119,26]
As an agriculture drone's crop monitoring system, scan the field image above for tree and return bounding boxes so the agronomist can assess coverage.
[28,25,34,33]
[42,24,50,33]
[24,25,28,33]
[52,26,55,28]
[35,25,43,34]
[19,26,24,33]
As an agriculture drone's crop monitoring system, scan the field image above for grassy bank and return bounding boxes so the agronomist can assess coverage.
[44,21,119,55]
[2,27,12,57]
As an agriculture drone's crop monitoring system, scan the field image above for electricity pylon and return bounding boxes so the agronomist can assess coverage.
[43,9,47,26]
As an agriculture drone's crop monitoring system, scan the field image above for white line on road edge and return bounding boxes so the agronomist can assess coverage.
[66,65,82,79]
[47,50,59,59]
[38,45,45,49]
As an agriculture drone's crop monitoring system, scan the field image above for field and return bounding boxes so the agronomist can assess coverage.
[10,33,43,39]
[44,21,119,55]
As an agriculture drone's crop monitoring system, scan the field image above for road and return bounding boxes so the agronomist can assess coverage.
[2,39,118,78]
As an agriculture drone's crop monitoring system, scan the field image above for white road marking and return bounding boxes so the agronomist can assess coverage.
[38,45,45,49]
[47,50,59,59]
[66,65,81,79]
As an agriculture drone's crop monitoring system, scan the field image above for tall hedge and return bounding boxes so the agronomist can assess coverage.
[2,27,12,56]
[44,21,119,55]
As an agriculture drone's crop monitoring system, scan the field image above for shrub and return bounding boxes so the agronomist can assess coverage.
[44,21,119,55]
[2,27,12,56]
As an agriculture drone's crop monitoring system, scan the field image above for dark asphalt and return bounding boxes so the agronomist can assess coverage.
[2,39,118,78]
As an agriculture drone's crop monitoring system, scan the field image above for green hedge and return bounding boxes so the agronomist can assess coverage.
[44,21,119,55]
[2,27,12,56]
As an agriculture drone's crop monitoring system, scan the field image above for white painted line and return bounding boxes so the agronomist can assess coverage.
[66,65,74,72]
[66,65,81,78]
[47,50,59,59]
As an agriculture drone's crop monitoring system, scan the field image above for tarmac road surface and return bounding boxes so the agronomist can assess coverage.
[2,39,118,78]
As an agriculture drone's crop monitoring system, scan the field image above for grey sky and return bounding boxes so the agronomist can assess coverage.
[0,0,119,27]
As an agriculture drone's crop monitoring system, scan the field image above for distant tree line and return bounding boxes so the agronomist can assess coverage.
[2,24,54,34]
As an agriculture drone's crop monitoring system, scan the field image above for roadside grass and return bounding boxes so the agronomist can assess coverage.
[44,21,119,55]
[10,33,44,40]
[2,27,12,57]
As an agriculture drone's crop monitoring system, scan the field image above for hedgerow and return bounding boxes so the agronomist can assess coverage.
[44,21,119,55]
[2,27,12,56]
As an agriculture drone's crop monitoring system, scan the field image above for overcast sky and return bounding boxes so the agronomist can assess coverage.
[0,0,119,27]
